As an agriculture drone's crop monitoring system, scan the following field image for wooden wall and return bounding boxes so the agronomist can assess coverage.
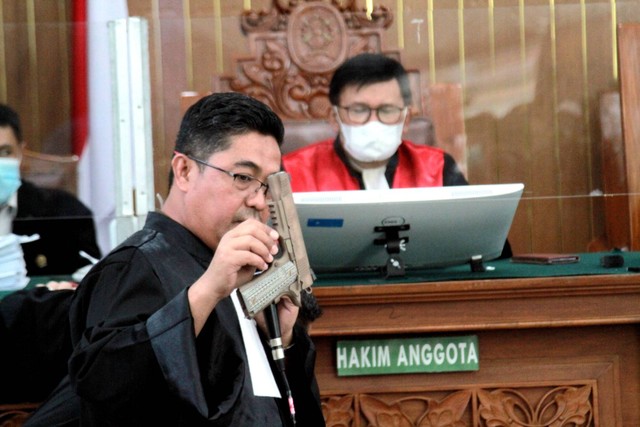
[0,1,73,155]
[1,0,639,254]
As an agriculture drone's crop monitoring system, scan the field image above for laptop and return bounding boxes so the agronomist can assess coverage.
[12,216,100,276]
[293,184,524,274]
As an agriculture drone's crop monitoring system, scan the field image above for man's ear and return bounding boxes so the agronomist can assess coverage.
[16,140,26,159]
[328,107,340,134]
[171,155,193,191]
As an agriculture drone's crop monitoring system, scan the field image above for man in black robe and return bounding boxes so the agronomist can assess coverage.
[0,102,101,276]
[28,93,325,426]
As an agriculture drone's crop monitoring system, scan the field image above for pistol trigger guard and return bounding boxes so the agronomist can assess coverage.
[273,244,284,260]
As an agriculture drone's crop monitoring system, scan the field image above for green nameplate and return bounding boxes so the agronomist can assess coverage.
[336,335,479,376]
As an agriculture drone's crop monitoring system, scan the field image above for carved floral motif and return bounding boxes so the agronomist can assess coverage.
[227,36,332,119]
[287,3,348,73]
[241,0,392,34]
[359,391,471,427]
[0,403,39,427]
[319,385,595,426]
[322,395,355,427]
[477,386,593,427]
[226,1,392,120]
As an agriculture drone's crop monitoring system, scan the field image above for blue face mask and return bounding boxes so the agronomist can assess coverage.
[0,157,21,205]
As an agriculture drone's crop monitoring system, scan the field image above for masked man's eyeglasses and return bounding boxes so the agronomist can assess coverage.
[336,104,407,125]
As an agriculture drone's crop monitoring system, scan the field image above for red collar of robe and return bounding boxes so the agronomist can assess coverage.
[282,138,445,192]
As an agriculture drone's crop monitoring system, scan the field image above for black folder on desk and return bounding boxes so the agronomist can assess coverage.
[12,217,96,276]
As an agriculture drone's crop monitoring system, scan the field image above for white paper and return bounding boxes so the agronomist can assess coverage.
[0,233,32,291]
[231,290,280,398]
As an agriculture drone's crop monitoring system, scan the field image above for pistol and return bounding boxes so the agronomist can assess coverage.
[237,171,314,319]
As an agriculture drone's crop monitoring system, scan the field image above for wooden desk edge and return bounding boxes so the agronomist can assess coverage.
[309,274,640,336]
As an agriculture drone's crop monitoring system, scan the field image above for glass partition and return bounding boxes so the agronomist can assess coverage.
[1,0,639,262]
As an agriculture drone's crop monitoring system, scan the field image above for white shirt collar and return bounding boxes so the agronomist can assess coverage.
[361,166,390,190]
[0,192,18,235]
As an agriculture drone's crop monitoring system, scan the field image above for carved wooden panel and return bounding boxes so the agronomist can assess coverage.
[478,386,593,426]
[311,276,640,425]
[0,403,39,427]
[214,0,396,121]
[321,385,595,426]
[318,348,615,427]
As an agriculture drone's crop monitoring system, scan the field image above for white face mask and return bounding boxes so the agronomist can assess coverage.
[336,111,406,162]
[0,157,21,205]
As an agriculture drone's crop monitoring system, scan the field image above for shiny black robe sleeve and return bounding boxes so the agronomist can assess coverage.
[0,287,74,403]
[68,247,179,425]
[67,217,324,426]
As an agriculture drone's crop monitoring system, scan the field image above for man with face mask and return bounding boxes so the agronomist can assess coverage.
[0,103,101,405]
[0,153,22,225]
[281,53,468,191]
[282,54,512,262]
[0,103,101,274]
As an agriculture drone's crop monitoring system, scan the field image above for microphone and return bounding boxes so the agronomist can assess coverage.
[264,302,296,426]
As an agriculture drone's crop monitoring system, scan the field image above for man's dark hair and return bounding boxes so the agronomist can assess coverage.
[0,103,23,141]
[170,92,284,185]
[329,53,412,107]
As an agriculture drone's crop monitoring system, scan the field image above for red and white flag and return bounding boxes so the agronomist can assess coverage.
[72,0,129,254]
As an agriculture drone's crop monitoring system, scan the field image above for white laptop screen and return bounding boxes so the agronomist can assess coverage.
[293,184,524,274]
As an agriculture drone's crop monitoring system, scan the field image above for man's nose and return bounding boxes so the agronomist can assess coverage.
[368,108,381,123]
[246,188,269,208]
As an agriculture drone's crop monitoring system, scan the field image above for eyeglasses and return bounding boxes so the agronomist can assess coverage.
[182,153,269,196]
[336,104,407,125]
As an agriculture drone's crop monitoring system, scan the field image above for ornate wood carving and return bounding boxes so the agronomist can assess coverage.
[319,385,595,426]
[359,391,470,426]
[241,0,393,34]
[478,387,593,426]
[0,403,39,427]
[322,395,355,426]
[215,0,396,120]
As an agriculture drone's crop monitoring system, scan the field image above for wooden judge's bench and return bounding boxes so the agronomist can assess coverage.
[309,253,640,426]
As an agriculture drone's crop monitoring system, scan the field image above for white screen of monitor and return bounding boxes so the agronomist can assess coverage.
[293,183,524,273]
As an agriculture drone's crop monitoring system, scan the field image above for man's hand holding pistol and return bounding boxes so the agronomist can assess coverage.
[238,171,315,319]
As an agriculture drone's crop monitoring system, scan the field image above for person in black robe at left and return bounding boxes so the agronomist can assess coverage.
[26,92,325,427]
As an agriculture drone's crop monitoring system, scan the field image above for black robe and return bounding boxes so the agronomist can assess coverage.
[0,287,74,403]
[48,212,324,426]
[14,179,101,276]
